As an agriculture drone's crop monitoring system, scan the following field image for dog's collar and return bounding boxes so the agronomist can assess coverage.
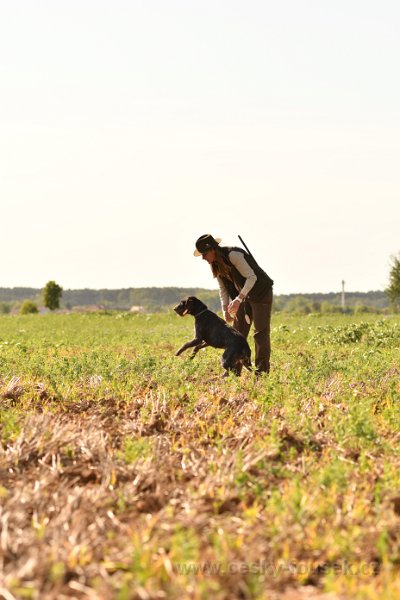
[195,308,209,317]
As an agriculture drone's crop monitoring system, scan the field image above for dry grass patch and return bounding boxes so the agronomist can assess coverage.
[1,386,397,599]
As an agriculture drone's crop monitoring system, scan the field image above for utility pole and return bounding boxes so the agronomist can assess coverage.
[341,280,345,311]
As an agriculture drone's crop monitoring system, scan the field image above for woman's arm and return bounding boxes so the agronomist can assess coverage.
[228,251,257,299]
[217,276,233,322]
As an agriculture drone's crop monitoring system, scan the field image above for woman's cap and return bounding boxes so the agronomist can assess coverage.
[194,234,222,256]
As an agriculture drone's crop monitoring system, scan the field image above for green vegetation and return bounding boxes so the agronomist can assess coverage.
[0,311,399,598]
[0,302,11,314]
[386,253,400,310]
[19,300,39,315]
[43,280,63,311]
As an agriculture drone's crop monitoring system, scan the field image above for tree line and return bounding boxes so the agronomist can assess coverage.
[1,253,399,315]
[0,286,394,315]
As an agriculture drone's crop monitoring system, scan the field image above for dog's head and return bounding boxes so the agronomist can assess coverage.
[173,296,205,317]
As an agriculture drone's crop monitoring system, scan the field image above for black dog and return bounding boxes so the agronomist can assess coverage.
[174,296,252,375]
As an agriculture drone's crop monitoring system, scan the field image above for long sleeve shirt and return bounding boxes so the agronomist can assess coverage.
[217,250,257,308]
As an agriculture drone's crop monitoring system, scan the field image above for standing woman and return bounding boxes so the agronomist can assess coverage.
[194,234,274,375]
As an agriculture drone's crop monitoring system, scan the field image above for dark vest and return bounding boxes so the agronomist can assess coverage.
[219,246,273,302]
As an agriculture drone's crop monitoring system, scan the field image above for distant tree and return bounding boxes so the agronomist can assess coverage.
[43,280,63,311]
[20,300,38,315]
[386,254,400,310]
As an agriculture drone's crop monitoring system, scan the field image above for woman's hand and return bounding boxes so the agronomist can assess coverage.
[227,297,242,317]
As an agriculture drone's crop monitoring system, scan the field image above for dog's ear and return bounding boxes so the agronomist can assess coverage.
[183,296,196,314]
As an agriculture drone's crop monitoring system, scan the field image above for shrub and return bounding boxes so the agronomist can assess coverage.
[0,302,11,314]
[20,300,38,315]
[320,301,342,314]
[284,296,314,315]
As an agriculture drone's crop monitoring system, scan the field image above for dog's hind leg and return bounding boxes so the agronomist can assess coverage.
[232,361,243,376]
[242,355,253,372]
[221,349,242,376]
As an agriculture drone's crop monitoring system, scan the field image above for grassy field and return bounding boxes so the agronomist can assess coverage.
[0,311,399,600]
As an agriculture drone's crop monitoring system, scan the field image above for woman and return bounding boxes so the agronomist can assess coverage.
[194,233,274,375]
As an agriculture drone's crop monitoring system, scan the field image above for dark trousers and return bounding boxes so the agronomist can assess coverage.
[233,288,273,373]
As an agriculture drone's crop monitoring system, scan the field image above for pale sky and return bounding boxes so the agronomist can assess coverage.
[1,0,399,294]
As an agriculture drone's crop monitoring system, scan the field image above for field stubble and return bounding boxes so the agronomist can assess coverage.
[0,312,399,600]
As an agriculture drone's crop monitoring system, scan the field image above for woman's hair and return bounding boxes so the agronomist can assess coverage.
[210,247,232,280]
